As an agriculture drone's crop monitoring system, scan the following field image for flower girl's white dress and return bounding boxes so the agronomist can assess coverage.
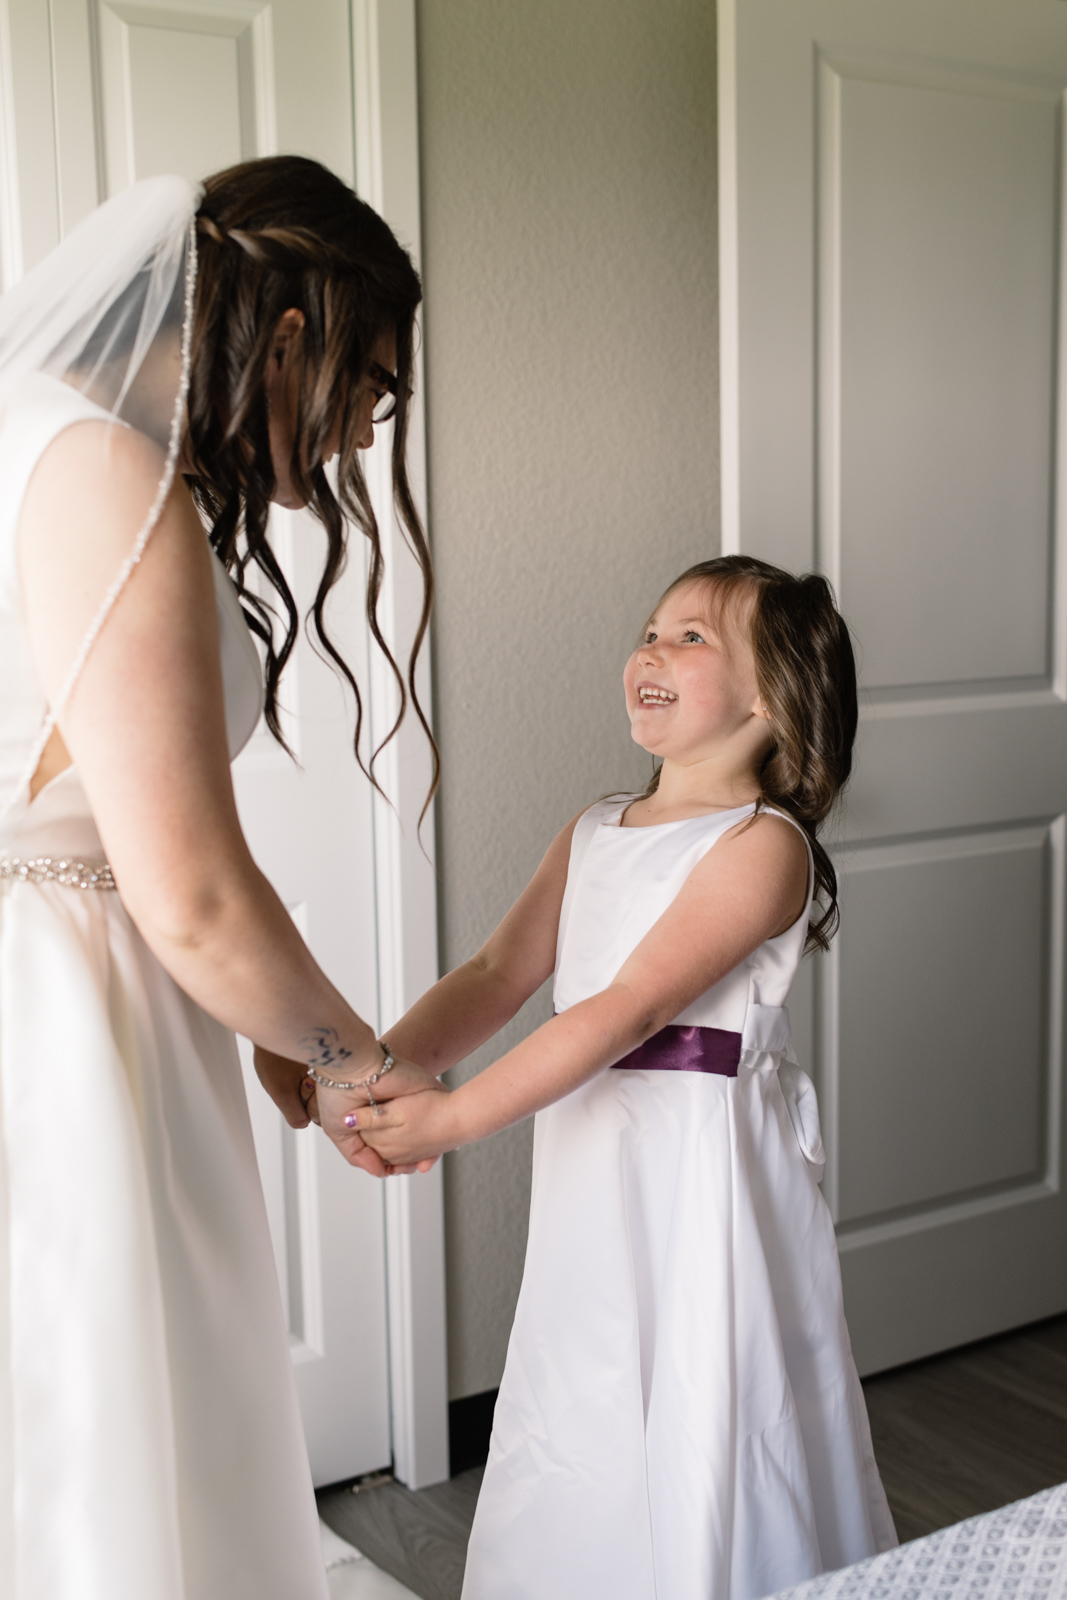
[462,797,897,1600]
[0,375,329,1598]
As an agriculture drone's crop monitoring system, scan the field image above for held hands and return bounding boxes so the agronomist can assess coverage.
[348,1085,460,1169]
[252,1043,446,1178]
[317,1054,448,1177]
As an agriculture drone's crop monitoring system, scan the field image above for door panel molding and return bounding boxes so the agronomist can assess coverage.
[253,898,330,1370]
[817,49,1065,699]
[96,0,276,189]
[0,0,60,280]
[820,818,1065,1238]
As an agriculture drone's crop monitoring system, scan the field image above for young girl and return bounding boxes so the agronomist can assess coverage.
[353,555,898,1600]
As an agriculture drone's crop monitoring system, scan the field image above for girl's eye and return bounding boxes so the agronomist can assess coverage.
[643,630,658,644]
[684,631,705,644]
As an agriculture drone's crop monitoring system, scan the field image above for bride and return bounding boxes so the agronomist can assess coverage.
[0,156,439,1598]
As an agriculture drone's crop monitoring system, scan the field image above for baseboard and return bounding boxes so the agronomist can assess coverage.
[448,1388,498,1476]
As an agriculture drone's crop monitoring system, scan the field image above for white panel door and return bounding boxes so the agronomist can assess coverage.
[721,0,1067,1373]
[0,0,413,1485]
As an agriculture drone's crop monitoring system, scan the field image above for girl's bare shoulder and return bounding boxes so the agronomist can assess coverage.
[711,809,809,931]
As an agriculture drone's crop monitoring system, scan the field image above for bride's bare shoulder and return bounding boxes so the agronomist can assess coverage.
[18,418,211,703]
[19,418,202,582]
[23,416,166,522]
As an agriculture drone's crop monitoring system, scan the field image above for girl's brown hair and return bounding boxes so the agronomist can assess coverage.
[185,155,436,805]
[647,555,857,952]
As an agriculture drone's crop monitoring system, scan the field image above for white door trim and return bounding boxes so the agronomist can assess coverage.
[717,0,742,555]
[351,0,450,1490]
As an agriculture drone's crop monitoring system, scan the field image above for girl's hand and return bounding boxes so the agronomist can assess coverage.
[253,1045,319,1129]
[351,1083,458,1168]
[318,1057,446,1176]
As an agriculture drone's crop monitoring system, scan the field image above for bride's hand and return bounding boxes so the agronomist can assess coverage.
[253,1045,319,1129]
[317,1055,445,1176]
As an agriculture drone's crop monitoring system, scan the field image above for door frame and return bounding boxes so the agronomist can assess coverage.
[351,0,449,1491]
[717,0,742,558]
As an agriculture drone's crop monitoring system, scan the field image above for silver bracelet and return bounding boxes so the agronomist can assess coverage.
[307,1039,395,1099]
[360,1040,395,1105]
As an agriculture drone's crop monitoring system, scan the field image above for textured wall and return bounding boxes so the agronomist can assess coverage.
[417,0,720,1399]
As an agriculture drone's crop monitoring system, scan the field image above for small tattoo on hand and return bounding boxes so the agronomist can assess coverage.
[300,1027,354,1070]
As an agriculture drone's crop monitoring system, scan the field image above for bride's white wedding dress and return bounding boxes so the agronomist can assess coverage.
[0,372,330,1599]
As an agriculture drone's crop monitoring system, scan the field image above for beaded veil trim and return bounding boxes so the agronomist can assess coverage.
[0,856,116,890]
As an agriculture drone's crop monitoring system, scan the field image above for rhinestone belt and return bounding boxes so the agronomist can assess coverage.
[0,855,116,890]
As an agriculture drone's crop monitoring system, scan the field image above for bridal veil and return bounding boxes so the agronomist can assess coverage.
[0,174,198,821]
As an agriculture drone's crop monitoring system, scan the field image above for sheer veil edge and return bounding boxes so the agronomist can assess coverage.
[0,177,201,823]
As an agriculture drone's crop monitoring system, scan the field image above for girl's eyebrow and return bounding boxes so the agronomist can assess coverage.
[643,614,715,631]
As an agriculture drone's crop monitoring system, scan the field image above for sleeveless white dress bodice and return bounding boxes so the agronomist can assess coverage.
[555,794,811,1051]
[463,796,896,1600]
[0,370,263,856]
[0,373,330,1600]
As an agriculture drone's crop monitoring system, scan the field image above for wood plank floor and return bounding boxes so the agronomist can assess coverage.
[318,1467,483,1600]
[317,1313,1067,1600]
[862,1312,1067,1544]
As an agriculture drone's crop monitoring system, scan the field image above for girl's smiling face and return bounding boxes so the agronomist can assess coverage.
[624,580,769,767]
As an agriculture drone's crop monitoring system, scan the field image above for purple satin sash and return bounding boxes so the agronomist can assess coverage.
[610,1023,742,1078]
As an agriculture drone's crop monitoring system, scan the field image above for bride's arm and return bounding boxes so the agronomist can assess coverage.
[19,420,431,1170]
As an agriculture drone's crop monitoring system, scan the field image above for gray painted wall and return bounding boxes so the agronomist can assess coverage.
[417,0,721,1400]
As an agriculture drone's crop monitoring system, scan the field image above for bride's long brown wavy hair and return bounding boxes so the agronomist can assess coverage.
[184,155,436,804]
[644,555,858,953]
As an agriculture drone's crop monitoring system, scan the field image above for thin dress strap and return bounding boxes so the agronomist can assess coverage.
[0,222,198,824]
[756,805,816,914]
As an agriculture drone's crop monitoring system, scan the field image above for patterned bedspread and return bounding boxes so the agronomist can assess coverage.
[775,1485,1067,1600]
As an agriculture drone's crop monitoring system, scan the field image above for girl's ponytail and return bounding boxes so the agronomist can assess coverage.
[750,571,857,951]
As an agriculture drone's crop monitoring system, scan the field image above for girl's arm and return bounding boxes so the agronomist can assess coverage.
[19,422,433,1172]
[383,813,585,1076]
[354,812,809,1166]
[250,810,584,1122]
